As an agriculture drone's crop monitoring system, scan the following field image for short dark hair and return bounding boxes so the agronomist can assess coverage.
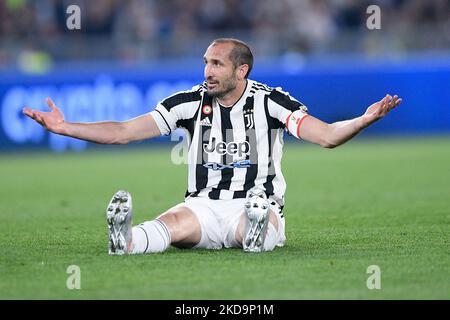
[210,38,253,78]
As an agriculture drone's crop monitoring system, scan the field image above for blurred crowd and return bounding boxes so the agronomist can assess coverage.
[0,0,449,67]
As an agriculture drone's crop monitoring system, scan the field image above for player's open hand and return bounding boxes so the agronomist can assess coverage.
[362,94,402,128]
[23,98,65,134]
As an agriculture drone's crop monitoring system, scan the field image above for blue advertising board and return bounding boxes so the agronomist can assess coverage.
[1,56,449,151]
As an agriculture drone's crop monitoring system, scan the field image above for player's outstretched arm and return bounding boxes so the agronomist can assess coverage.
[299,94,402,148]
[23,98,161,144]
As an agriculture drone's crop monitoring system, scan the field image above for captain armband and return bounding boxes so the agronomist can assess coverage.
[285,109,309,139]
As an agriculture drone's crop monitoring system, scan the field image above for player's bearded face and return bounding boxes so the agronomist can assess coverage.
[206,68,237,98]
[203,43,238,98]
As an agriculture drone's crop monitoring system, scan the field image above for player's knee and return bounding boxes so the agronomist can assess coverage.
[268,211,279,232]
[159,207,201,245]
[263,222,278,252]
[158,210,183,242]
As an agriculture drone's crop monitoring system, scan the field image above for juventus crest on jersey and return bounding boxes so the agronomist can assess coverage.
[150,79,309,205]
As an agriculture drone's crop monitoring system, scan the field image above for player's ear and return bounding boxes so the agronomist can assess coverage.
[237,64,249,80]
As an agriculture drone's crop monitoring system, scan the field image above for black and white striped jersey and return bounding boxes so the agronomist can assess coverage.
[150,79,309,205]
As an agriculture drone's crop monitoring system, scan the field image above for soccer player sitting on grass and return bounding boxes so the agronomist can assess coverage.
[23,38,402,255]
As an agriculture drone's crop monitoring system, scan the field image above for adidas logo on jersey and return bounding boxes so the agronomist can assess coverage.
[200,118,212,127]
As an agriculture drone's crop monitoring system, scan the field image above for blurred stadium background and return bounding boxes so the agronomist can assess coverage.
[0,0,449,300]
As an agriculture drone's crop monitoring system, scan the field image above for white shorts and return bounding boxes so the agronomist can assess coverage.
[172,196,286,249]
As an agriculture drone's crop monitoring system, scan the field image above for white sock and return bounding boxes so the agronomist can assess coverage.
[131,219,171,254]
[263,222,278,252]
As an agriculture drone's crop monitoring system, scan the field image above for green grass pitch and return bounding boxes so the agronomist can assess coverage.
[0,137,449,299]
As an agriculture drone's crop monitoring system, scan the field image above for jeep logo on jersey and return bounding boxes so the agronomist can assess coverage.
[203,137,250,158]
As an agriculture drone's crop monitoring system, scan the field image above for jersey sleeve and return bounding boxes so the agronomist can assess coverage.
[150,86,203,136]
[266,89,309,139]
